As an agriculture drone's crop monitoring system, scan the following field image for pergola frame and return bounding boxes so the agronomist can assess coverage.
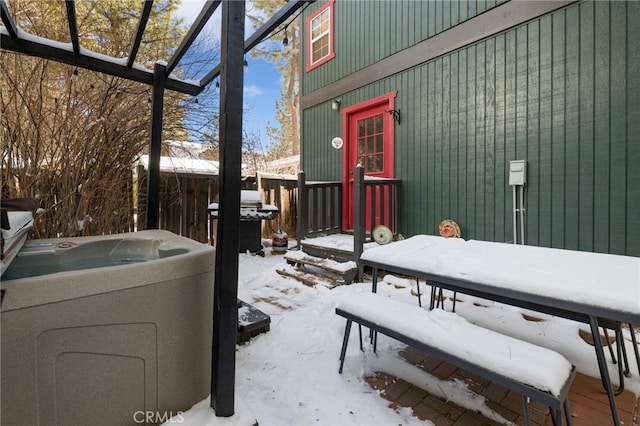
[0,0,311,417]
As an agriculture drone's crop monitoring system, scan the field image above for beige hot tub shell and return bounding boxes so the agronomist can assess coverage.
[1,230,215,426]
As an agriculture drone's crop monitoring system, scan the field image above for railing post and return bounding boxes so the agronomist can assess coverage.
[370,183,377,236]
[297,170,307,249]
[336,184,343,231]
[392,182,399,235]
[353,165,365,282]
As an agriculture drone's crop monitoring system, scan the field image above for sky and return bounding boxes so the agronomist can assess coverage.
[174,0,285,148]
[160,236,639,425]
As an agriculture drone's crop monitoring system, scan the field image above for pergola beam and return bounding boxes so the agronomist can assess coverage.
[0,0,18,38]
[0,32,203,95]
[65,0,80,55]
[127,0,154,69]
[244,0,310,53]
[200,0,311,87]
[166,0,221,75]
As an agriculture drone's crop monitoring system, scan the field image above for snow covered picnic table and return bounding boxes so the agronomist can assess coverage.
[359,235,640,426]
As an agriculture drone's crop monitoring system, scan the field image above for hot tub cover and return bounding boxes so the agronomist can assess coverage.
[1,199,35,275]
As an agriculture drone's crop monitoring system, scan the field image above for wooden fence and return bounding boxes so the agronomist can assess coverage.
[136,166,300,244]
[137,165,223,243]
[257,172,298,239]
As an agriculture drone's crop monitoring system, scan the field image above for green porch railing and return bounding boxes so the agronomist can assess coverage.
[297,167,401,281]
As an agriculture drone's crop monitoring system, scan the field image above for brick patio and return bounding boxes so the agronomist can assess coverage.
[365,346,639,425]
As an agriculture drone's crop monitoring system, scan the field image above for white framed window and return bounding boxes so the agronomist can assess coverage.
[306,0,335,71]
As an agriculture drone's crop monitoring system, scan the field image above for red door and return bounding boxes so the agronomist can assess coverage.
[341,92,397,230]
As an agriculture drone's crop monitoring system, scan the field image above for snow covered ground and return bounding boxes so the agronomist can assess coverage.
[169,242,640,426]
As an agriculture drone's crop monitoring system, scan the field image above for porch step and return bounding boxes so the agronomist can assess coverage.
[275,267,338,289]
[299,235,356,263]
[284,250,358,285]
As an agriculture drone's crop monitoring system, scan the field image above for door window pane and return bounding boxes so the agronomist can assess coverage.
[375,154,383,172]
[366,118,374,134]
[366,156,374,172]
[356,113,385,175]
[367,137,374,154]
[375,135,383,152]
[375,115,383,133]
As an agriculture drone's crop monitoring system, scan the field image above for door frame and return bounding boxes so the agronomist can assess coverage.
[340,90,397,230]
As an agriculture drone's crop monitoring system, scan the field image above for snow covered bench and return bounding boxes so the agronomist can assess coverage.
[336,293,576,426]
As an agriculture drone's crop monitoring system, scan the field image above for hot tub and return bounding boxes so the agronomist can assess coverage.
[1,230,215,426]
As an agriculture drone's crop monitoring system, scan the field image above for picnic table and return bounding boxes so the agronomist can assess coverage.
[359,235,640,426]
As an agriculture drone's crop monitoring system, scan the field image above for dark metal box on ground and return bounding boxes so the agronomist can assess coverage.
[237,299,271,344]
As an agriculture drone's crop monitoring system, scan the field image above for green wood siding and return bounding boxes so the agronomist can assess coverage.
[303,0,506,94]
[302,0,640,256]
[301,103,343,181]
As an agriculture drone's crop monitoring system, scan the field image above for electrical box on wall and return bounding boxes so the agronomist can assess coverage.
[509,160,526,186]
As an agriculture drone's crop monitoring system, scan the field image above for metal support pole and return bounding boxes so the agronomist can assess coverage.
[512,185,517,244]
[338,319,352,374]
[630,324,640,376]
[353,164,365,282]
[589,315,621,426]
[211,0,245,417]
[146,62,166,229]
[371,267,378,293]
[369,266,378,345]
[521,396,530,426]
[519,185,525,245]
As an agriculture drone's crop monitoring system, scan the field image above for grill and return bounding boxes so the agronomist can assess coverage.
[208,190,279,257]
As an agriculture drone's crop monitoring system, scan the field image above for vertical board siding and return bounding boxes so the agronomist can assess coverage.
[525,21,538,246]
[592,1,610,253]
[303,0,640,256]
[303,103,343,181]
[303,0,507,94]
[608,2,627,255]
[578,1,595,252]
[564,6,580,250]
[419,65,429,233]
[494,34,506,243]
[538,15,553,248]
[550,12,565,249]
[628,2,640,256]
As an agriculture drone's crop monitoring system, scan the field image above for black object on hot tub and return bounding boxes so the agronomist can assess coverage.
[208,190,279,257]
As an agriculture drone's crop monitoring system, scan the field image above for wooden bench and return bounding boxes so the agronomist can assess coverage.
[336,293,576,426]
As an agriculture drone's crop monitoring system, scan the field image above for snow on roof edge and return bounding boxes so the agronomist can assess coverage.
[138,155,219,175]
